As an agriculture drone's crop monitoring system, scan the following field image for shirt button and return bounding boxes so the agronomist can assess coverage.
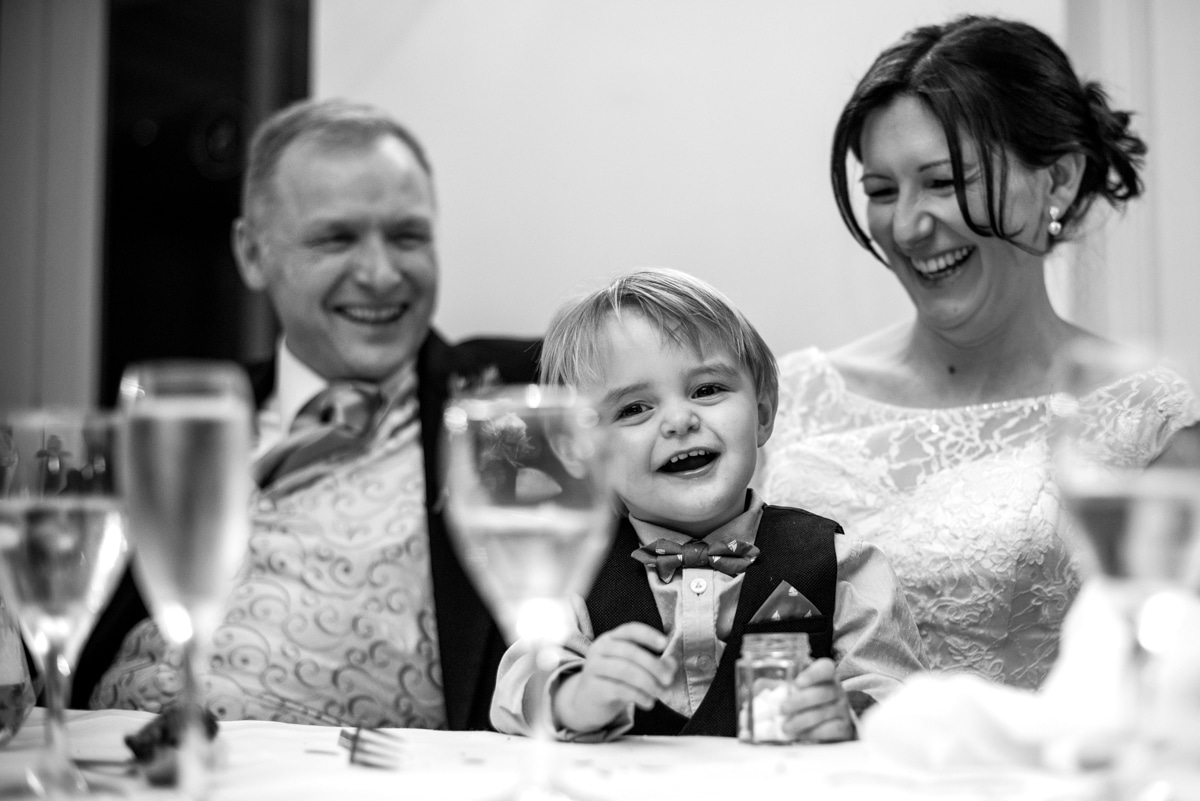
[689,577,708,594]
[697,654,714,670]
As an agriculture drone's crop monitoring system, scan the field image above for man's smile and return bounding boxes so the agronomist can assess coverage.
[334,303,407,324]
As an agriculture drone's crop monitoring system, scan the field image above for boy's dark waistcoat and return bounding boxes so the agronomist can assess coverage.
[585,504,840,737]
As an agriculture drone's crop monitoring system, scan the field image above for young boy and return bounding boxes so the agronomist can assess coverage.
[490,269,925,741]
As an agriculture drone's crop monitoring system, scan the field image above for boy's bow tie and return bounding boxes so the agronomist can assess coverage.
[632,535,759,583]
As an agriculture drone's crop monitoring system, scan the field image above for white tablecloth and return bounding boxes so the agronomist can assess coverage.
[0,708,1102,800]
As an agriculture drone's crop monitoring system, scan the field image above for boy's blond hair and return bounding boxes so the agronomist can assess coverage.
[541,268,778,408]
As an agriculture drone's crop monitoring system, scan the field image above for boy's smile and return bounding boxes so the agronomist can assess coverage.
[588,313,774,537]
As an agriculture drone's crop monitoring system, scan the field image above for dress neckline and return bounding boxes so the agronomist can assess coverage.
[804,347,1056,415]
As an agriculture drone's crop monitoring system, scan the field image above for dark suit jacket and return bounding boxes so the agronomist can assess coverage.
[586,504,840,737]
[74,330,541,732]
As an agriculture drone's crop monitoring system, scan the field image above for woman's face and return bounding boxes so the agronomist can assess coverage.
[859,95,1053,343]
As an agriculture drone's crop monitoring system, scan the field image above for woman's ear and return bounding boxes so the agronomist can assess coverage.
[1047,151,1086,213]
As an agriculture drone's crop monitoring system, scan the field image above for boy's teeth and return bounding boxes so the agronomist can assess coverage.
[669,449,708,463]
[912,246,973,276]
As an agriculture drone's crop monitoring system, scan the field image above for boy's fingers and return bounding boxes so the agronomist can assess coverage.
[592,674,658,709]
[589,646,675,690]
[792,658,837,688]
[780,694,853,739]
[607,622,669,654]
[785,714,854,743]
[779,682,841,716]
[592,629,676,685]
[584,661,663,709]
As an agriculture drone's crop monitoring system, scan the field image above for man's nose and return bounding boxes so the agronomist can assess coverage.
[352,234,403,288]
[892,191,935,252]
[660,404,700,437]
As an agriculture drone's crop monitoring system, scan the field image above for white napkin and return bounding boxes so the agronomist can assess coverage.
[860,581,1136,772]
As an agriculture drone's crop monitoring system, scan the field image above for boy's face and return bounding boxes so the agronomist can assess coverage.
[587,313,774,537]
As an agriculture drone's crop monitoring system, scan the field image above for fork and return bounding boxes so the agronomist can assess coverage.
[338,727,404,770]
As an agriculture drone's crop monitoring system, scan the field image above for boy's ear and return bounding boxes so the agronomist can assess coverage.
[755,392,777,448]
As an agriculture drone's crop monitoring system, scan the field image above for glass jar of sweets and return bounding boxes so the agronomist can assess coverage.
[736,632,812,744]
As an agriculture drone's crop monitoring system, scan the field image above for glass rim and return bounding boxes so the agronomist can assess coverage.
[119,359,251,403]
[0,407,120,428]
[121,358,248,378]
[446,384,598,416]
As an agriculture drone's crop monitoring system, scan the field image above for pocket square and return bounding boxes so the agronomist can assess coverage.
[748,581,821,624]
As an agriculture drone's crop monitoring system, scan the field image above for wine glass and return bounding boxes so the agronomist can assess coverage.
[117,361,253,799]
[443,385,614,800]
[0,408,128,797]
[1052,341,1200,798]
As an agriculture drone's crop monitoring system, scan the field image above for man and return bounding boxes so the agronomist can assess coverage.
[78,99,540,730]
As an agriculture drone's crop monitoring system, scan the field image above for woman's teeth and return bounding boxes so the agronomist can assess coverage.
[911,247,973,277]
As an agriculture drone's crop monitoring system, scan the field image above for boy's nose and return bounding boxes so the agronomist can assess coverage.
[661,407,700,437]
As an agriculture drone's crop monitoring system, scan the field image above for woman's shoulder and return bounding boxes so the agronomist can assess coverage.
[1073,341,1200,464]
[774,345,837,384]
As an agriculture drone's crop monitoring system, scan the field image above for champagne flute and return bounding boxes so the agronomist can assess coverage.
[1052,341,1200,798]
[443,385,614,800]
[0,408,128,797]
[117,361,253,799]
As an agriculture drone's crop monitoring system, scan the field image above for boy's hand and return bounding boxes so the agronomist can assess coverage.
[779,658,855,742]
[553,623,677,734]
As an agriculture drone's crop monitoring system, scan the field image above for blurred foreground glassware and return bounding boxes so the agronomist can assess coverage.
[0,594,35,747]
[444,385,614,800]
[0,408,127,796]
[118,361,253,799]
[1052,341,1200,800]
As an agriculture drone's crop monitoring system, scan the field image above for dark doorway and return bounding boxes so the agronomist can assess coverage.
[99,0,310,406]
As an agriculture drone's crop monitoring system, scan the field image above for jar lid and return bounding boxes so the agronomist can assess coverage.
[741,632,811,659]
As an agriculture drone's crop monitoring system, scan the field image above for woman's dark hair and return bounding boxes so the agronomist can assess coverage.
[831,15,1147,260]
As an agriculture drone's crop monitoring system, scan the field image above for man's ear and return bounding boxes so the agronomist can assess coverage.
[232,217,267,292]
[756,392,777,448]
[1046,151,1086,215]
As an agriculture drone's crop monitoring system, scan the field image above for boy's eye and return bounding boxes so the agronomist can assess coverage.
[693,384,725,399]
[615,402,648,420]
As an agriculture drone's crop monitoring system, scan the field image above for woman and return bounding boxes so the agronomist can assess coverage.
[760,15,1198,689]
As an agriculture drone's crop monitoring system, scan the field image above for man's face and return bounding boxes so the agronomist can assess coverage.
[235,134,438,382]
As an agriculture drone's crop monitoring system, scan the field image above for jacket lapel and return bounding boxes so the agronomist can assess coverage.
[418,332,505,731]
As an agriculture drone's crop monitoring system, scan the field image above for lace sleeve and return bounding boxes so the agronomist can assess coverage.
[1083,366,1200,467]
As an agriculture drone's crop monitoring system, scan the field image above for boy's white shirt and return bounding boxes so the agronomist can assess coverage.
[490,490,927,741]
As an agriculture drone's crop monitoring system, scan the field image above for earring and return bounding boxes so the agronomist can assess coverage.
[1047,206,1063,237]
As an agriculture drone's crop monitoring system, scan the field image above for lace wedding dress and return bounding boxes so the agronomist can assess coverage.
[759,347,1198,689]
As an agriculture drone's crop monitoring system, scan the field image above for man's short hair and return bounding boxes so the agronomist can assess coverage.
[241,97,432,224]
[542,268,778,408]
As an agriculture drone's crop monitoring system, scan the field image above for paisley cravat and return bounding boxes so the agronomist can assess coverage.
[253,381,385,489]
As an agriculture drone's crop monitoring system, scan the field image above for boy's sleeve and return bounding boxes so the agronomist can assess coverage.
[489,594,637,742]
[828,533,927,711]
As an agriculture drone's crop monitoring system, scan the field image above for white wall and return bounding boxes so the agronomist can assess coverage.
[313,1,1066,357]
[1066,0,1200,384]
